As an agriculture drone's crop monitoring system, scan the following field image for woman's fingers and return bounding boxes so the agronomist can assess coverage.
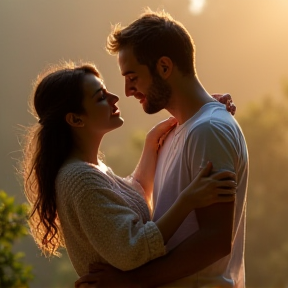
[210,170,236,182]
[216,193,236,202]
[197,161,213,178]
[214,179,237,188]
[149,117,177,150]
[216,186,237,194]
[155,117,177,133]
[211,187,237,204]
[75,273,99,288]
[211,93,232,104]
[155,117,177,150]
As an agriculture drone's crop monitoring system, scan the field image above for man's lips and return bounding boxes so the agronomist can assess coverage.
[134,92,146,103]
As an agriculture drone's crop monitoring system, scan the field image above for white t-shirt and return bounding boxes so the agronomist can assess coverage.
[153,102,248,287]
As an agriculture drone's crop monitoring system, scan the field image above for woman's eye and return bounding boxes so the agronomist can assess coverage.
[98,90,107,101]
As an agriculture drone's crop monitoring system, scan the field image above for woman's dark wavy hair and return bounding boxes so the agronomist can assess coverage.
[22,61,100,256]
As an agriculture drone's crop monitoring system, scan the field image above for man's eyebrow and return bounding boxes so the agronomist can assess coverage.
[122,70,135,76]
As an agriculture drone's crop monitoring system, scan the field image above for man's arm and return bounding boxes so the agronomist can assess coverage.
[76,117,237,287]
[75,201,234,288]
[128,121,237,286]
[126,201,234,287]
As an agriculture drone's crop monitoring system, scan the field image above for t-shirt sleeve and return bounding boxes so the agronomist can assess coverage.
[186,120,238,180]
[69,168,165,271]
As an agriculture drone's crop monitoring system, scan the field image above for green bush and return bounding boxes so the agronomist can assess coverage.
[0,190,34,288]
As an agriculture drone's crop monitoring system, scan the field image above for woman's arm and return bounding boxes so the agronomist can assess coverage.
[132,93,236,202]
[154,161,236,244]
[69,167,166,272]
[132,92,236,201]
[75,162,236,288]
[132,117,177,204]
[70,162,235,273]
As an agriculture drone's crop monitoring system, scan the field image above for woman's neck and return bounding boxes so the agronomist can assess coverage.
[69,150,99,165]
[69,134,102,165]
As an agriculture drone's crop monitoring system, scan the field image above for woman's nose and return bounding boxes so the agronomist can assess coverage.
[108,93,119,104]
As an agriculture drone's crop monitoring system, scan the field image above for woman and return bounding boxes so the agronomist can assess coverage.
[22,61,236,278]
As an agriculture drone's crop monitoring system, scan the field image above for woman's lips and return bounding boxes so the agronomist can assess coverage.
[111,106,120,116]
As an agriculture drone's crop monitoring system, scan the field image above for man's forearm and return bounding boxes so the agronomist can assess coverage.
[127,202,234,287]
[128,230,229,287]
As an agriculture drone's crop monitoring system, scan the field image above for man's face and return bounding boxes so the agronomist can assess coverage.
[118,46,172,114]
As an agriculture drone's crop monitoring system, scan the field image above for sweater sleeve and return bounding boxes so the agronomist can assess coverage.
[65,165,165,271]
[123,174,146,198]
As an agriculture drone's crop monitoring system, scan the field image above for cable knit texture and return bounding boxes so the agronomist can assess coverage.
[55,160,165,276]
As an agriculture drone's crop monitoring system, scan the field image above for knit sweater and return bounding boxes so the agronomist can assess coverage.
[55,160,165,276]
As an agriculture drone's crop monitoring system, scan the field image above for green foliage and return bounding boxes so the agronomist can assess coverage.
[0,191,34,288]
[238,94,288,287]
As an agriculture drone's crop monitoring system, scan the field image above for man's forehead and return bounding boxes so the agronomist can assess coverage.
[118,49,138,75]
[119,48,153,79]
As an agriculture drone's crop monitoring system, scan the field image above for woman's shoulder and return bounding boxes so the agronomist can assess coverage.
[56,160,113,191]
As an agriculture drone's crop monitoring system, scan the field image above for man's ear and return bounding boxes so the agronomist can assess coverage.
[156,56,173,79]
[65,113,84,127]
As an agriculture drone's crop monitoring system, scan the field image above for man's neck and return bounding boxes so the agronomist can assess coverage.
[166,75,214,125]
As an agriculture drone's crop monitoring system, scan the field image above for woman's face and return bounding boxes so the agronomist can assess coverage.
[79,73,124,135]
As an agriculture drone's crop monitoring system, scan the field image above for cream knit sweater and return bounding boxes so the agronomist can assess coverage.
[55,160,165,276]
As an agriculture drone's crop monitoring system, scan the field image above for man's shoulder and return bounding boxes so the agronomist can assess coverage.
[182,104,246,149]
[188,106,239,134]
[198,102,235,123]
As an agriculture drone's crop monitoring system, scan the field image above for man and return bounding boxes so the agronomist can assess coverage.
[77,8,248,287]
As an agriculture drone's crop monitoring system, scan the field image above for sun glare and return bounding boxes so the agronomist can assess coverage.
[189,0,206,15]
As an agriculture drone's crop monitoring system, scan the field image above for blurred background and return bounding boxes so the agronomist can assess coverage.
[0,0,288,287]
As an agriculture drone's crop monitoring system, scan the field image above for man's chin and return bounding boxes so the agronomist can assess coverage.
[143,104,163,114]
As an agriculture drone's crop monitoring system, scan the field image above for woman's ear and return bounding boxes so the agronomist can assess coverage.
[65,113,84,127]
[156,56,173,79]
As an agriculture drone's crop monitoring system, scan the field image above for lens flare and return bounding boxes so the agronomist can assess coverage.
[189,0,206,14]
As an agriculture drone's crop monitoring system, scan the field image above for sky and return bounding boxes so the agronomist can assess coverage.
[0,0,288,193]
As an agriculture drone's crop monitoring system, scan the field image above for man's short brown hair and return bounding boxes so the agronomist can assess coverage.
[107,8,196,76]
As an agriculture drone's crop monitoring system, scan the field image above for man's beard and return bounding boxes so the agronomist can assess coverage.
[143,72,172,114]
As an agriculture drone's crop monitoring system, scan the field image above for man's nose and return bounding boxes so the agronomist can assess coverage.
[125,80,136,97]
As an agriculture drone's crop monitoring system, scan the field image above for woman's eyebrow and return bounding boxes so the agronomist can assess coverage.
[92,86,103,98]
[92,80,106,97]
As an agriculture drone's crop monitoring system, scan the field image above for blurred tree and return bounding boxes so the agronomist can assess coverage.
[0,190,34,288]
[238,90,288,287]
[104,129,147,176]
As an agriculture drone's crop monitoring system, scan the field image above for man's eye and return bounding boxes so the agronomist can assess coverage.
[129,76,137,82]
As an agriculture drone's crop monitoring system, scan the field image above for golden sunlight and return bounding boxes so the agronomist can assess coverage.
[189,0,206,14]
